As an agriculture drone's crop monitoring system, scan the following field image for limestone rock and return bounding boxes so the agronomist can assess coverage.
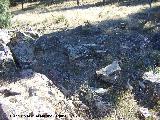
[0,71,84,120]
[138,107,152,119]
[143,70,160,83]
[0,29,10,44]
[96,61,121,84]
[143,69,160,102]
[8,31,35,69]
[9,40,35,69]
[0,30,16,74]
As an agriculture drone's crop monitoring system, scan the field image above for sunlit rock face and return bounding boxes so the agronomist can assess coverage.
[0,30,16,75]
[0,29,10,44]
[96,61,121,84]
[0,70,84,120]
[143,69,160,102]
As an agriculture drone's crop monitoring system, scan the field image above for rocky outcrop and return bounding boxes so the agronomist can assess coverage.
[0,70,84,120]
[0,30,88,120]
[8,31,36,69]
[0,22,160,120]
[33,35,69,80]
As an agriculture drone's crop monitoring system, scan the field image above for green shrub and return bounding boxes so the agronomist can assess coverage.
[0,0,11,28]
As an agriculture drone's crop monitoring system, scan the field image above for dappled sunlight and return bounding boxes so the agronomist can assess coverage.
[11,1,160,34]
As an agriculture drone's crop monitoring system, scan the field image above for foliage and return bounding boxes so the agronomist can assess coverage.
[0,0,11,28]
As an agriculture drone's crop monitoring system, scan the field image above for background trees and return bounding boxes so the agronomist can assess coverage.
[0,0,11,28]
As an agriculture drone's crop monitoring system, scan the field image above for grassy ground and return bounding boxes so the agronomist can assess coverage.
[10,0,160,34]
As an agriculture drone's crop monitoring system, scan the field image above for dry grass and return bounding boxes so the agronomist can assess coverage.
[10,0,160,34]
[100,90,139,120]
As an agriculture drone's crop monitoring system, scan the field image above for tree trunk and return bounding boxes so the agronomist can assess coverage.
[77,0,79,6]
[103,0,105,5]
[148,0,152,8]
[21,1,24,10]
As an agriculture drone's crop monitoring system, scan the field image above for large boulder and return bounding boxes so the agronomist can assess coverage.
[0,70,84,120]
[33,35,69,71]
[33,35,71,92]
[8,31,35,69]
